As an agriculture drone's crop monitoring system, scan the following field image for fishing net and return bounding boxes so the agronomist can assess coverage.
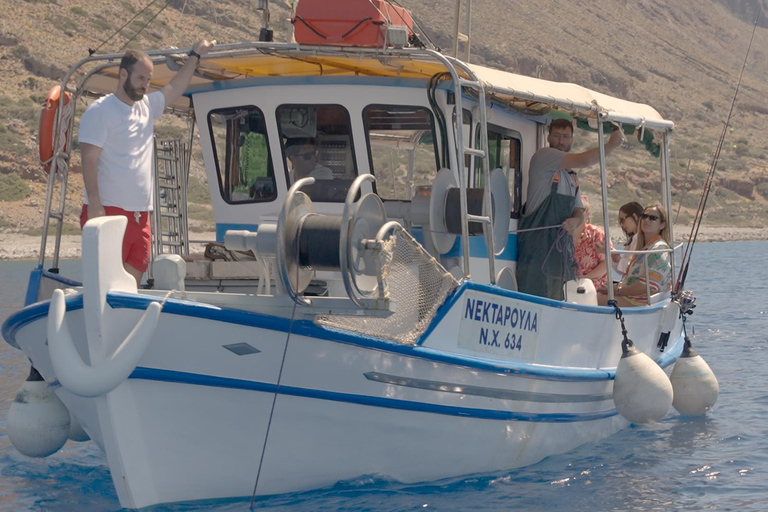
[316,228,459,345]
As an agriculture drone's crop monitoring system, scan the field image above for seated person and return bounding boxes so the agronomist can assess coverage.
[573,195,613,289]
[597,204,672,306]
[285,137,334,183]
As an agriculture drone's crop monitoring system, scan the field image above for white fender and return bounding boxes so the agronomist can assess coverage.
[47,288,162,398]
[670,341,719,415]
[7,380,70,458]
[613,342,673,424]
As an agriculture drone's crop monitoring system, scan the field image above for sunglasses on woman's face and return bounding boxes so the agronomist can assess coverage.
[641,213,660,221]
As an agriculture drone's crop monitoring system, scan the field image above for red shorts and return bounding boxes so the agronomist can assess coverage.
[80,205,152,273]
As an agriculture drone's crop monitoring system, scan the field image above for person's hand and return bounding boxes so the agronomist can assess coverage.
[87,203,105,221]
[595,240,604,252]
[562,216,580,234]
[607,129,623,151]
[192,39,216,57]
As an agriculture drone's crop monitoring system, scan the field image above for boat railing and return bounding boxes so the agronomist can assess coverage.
[608,242,683,305]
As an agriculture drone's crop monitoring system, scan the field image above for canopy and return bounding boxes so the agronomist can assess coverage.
[70,42,672,131]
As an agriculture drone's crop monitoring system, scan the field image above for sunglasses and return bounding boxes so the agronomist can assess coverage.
[641,213,661,221]
[289,151,315,161]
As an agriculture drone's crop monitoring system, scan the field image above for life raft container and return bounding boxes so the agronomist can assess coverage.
[292,0,413,48]
[39,85,72,173]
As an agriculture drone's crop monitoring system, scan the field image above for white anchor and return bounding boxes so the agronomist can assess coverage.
[47,216,161,398]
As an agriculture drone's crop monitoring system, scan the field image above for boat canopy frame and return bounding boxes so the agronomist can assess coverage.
[41,41,675,292]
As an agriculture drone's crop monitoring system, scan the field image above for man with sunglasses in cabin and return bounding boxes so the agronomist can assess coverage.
[516,118,622,300]
[285,137,334,184]
[79,39,215,286]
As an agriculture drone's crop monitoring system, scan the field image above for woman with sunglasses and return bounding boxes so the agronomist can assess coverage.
[597,204,672,306]
[609,201,644,280]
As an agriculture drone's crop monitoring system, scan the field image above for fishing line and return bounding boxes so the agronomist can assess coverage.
[89,0,166,55]
[675,12,760,293]
[673,158,691,225]
[250,240,301,509]
[118,1,171,53]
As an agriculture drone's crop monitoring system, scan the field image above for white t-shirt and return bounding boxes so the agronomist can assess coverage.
[616,234,640,276]
[79,91,165,211]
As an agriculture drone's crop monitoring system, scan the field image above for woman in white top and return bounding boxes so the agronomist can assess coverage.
[597,201,644,282]
[614,201,644,279]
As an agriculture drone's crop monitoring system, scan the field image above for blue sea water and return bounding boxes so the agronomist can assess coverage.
[1,242,766,511]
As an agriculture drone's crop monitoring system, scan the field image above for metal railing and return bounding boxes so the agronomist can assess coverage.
[607,242,683,305]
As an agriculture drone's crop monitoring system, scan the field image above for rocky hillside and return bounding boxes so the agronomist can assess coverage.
[1,0,767,234]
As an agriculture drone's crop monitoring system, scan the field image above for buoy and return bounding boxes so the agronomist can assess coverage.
[38,85,71,173]
[68,412,90,442]
[670,337,719,415]
[613,338,673,424]
[7,367,71,458]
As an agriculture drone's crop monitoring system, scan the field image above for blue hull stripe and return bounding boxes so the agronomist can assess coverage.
[3,288,682,380]
[130,367,618,423]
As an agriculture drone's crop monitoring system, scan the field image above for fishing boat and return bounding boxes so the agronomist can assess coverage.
[2,0,717,508]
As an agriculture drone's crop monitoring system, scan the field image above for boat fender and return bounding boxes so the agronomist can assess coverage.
[670,337,719,415]
[47,288,162,398]
[7,368,71,458]
[613,338,673,424]
[68,411,90,442]
[39,85,72,173]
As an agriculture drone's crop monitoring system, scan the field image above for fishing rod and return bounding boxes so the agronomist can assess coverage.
[675,12,760,293]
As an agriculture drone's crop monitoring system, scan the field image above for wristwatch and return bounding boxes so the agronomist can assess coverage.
[188,49,201,60]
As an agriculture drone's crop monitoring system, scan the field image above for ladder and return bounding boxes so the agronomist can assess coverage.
[426,49,496,284]
[38,91,76,273]
[151,138,190,262]
[452,0,472,62]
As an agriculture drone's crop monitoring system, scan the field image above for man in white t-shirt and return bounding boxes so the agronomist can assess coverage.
[79,39,215,285]
[516,119,622,299]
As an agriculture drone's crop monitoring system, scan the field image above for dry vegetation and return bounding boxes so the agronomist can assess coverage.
[0,0,767,235]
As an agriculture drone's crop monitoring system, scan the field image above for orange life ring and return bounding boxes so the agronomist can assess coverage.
[39,85,72,173]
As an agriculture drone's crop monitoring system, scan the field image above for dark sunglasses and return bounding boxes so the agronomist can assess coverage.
[289,151,315,161]
[641,213,660,221]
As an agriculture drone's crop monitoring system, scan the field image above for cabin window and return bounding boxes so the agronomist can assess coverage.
[276,104,357,202]
[208,106,276,204]
[363,105,439,201]
[475,125,522,218]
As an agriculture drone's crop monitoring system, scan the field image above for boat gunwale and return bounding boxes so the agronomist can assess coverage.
[2,284,684,382]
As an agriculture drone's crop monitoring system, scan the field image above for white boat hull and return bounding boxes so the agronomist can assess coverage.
[5,285,683,508]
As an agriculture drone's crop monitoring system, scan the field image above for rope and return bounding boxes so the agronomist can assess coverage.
[250,235,301,509]
[675,11,760,293]
[539,227,574,281]
[609,300,633,354]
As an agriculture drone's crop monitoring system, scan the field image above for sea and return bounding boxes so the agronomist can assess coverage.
[0,241,766,511]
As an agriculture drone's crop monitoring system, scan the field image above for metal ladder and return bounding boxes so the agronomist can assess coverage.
[151,138,189,262]
[426,49,496,284]
[38,91,76,272]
